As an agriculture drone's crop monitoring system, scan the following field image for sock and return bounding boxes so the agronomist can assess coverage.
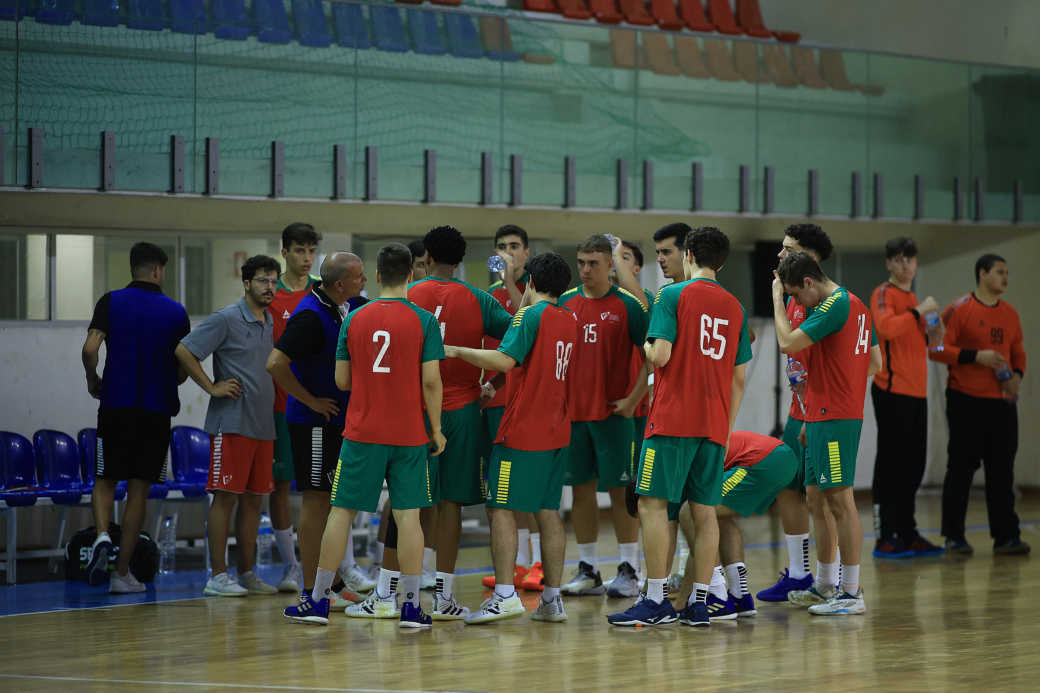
[400,574,420,608]
[273,527,298,567]
[709,565,728,600]
[314,567,336,601]
[619,542,640,572]
[516,529,531,567]
[817,560,838,589]
[786,533,810,579]
[840,564,860,594]
[341,528,356,570]
[530,533,542,564]
[372,540,385,565]
[646,577,666,604]
[331,578,345,593]
[578,543,599,572]
[724,562,748,599]
[693,582,708,605]
[377,569,400,599]
[435,572,454,599]
[494,583,516,599]
[423,547,434,572]
[542,585,560,602]
[836,549,843,584]
[677,535,689,575]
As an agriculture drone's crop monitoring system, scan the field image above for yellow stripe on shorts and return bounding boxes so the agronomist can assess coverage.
[630,442,635,478]
[426,460,432,502]
[332,461,342,496]
[496,461,512,504]
[828,442,842,484]
[638,449,655,492]
[721,467,747,495]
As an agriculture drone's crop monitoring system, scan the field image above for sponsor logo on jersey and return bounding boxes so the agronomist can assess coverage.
[223,474,233,485]
[609,315,620,323]
[601,311,610,320]
[284,310,291,318]
[979,320,986,327]
[620,471,629,481]
[820,474,826,485]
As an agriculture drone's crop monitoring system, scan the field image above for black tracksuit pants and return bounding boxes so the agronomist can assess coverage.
[871,383,928,541]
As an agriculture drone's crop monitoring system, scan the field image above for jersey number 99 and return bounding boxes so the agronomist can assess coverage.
[700,315,728,360]
[556,341,573,380]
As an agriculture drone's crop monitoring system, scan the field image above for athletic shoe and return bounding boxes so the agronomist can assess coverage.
[86,532,113,587]
[399,602,432,628]
[531,595,568,622]
[345,591,399,619]
[431,594,470,620]
[606,594,677,627]
[463,592,526,624]
[994,539,1031,555]
[666,572,684,594]
[482,564,529,589]
[808,588,866,615]
[606,562,641,598]
[755,569,813,602]
[367,564,382,582]
[678,601,709,627]
[238,571,278,595]
[944,539,974,555]
[561,561,606,596]
[284,594,329,625]
[340,563,377,593]
[204,572,249,597]
[278,564,302,593]
[906,535,946,557]
[420,567,437,591]
[873,537,914,558]
[109,570,145,594]
[705,593,737,621]
[520,562,545,592]
[788,583,836,607]
[733,594,756,617]
[328,588,362,612]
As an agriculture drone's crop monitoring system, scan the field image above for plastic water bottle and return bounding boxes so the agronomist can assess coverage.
[159,516,176,575]
[604,233,621,250]
[367,515,381,557]
[924,311,944,352]
[995,364,1019,403]
[256,512,273,567]
[487,254,507,274]
[786,357,807,415]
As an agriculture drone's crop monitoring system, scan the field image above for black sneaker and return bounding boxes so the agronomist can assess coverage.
[944,538,974,555]
[993,539,1031,555]
[905,534,945,556]
[873,537,914,558]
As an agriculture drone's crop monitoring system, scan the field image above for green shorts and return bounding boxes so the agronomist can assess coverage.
[781,416,806,491]
[721,446,800,518]
[482,406,505,467]
[565,415,637,492]
[636,434,724,507]
[272,411,295,482]
[634,416,648,441]
[431,400,485,506]
[486,444,568,514]
[331,438,434,512]
[667,501,683,522]
[804,419,862,490]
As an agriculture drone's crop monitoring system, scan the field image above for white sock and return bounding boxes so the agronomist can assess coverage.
[423,547,434,572]
[578,543,599,572]
[341,528,355,570]
[435,572,454,599]
[836,548,843,583]
[516,529,531,567]
[494,583,516,598]
[786,533,810,579]
[693,582,708,605]
[377,569,400,599]
[840,564,860,593]
[677,534,689,575]
[314,567,336,601]
[619,542,640,572]
[273,527,298,568]
[646,577,666,603]
[724,562,748,599]
[817,560,838,588]
[709,565,728,599]
[530,533,542,564]
[372,540,385,564]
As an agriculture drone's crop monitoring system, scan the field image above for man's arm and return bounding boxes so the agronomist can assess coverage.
[497,253,524,313]
[266,349,339,421]
[645,338,672,368]
[82,329,106,400]
[871,289,928,340]
[335,359,352,392]
[771,273,818,354]
[868,343,883,377]
[611,354,650,419]
[175,343,241,399]
[445,345,518,373]
[613,246,649,309]
[728,362,747,436]
[422,360,447,456]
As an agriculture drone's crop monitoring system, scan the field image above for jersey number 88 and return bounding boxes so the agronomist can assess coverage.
[556,341,573,380]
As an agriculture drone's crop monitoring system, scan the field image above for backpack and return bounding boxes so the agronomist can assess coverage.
[65,522,159,583]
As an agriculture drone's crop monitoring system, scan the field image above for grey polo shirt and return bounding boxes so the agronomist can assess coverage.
[180,297,276,441]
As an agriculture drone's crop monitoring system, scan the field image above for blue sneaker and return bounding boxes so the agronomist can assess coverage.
[85,532,113,587]
[284,594,330,625]
[906,535,946,557]
[705,594,737,621]
[399,601,432,628]
[606,594,677,627]
[873,537,914,558]
[678,601,709,627]
[733,593,756,617]
[755,569,813,602]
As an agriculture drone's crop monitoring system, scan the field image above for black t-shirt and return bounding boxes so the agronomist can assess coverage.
[88,281,190,341]
[274,286,343,360]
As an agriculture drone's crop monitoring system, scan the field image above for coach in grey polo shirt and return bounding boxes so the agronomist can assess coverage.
[176,254,283,597]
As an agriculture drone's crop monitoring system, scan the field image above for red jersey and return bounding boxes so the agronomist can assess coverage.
[627,286,656,419]
[484,273,528,409]
[335,298,444,446]
[723,431,784,471]
[786,297,812,420]
[870,282,928,398]
[645,279,753,446]
[559,284,649,422]
[408,277,511,411]
[495,301,578,452]
[270,274,316,413]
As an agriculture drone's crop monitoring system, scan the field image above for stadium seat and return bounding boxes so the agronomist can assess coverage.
[127,0,164,31]
[429,0,461,6]
[212,0,251,40]
[394,0,422,5]
[522,0,558,14]
[81,0,121,27]
[170,0,208,34]
[705,0,742,35]
[674,36,711,78]
[678,0,713,32]
[790,46,826,89]
[557,0,592,21]
[370,6,409,53]
[444,14,485,59]
[33,0,75,26]
[733,40,767,83]
[819,49,856,91]
[649,0,684,31]
[0,0,26,22]
[761,44,797,88]
[0,432,39,507]
[587,0,622,24]
[478,16,520,61]
[609,29,647,70]
[168,427,210,497]
[642,33,680,76]
[32,430,86,504]
[617,0,653,26]
[407,9,447,55]
[702,38,741,81]
[254,0,293,44]
[294,0,333,48]
[332,3,371,49]
[735,0,798,43]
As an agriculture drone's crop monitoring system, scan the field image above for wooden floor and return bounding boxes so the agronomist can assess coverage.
[1,495,1038,693]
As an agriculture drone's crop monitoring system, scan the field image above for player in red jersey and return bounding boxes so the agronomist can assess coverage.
[774,251,881,616]
[653,222,690,284]
[443,252,577,624]
[559,235,650,598]
[284,242,445,628]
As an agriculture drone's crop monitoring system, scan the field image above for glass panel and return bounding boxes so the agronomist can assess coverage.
[0,233,48,320]
[182,236,281,315]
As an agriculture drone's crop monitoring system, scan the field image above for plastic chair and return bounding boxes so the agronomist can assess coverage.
[674,36,711,78]
[735,0,798,43]
[0,432,39,506]
[127,0,164,31]
[332,3,370,49]
[407,9,447,56]
[33,0,75,25]
[168,427,210,497]
[32,430,86,504]
[478,16,520,62]
[587,0,622,24]
[254,0,292,43]
[702,38,741,81]
[170,0,208,34]
[733,40,767,83]
[294,0,332,47]
[370,6,409,53]
[649,0,685,31]
[522,0,558,14]
[557,0,591,20]
[609,29,646,70]
[617,0,653,26]
[1,0,27,22]
[790,46,826,89]
[643,33,680,76]
[762,44,797,88]
[705,0,742,35]
[677,0,713,32]
[444,13,484,59]
[212,0,251,40]
[82,0,121,27]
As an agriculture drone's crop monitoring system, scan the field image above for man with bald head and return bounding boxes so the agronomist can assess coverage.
[267,251,368,608]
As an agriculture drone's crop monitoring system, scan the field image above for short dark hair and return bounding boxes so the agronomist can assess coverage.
[129,242,168,277]
[495,224,529,249]
[407,239,426,262]
[525,252,571,299]
[422,225,467,266]
[281,222,322,250]
[885,237,918,260]
[683,226,730,271]
[653,222,691,247]
[778,251,826,287]
[377,242,413,287]
[621,240,643,268]
[975,254,1006,283]
[577,234,612,258]
[784,223,833,262]
[242,254,282,282]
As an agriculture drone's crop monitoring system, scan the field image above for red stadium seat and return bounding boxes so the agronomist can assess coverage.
[523,0,559,14]
[761,44,798,88]
[733,40,768,83]
[589,0,624,23]
[557,0,593,20]
[674,36,711,78]
[790,47,827,89]
[678,0,713,32]
[643,33,680,75]
[609,29,647,69]
[735,0,799,42]
[819,49,857,91]
[617,0,654,26]
[649,0,685,31]
[705,0,742,35]
[703,38,741,81]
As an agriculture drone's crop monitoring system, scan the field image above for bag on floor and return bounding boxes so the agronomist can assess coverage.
[64,523,159,584]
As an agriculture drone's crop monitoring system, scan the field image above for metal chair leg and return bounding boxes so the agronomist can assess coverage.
[48,505,68,574]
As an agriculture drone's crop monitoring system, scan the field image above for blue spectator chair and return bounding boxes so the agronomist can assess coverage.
[170,0,208,34]
[78,427,169,500]
[407,9,447,56]
[33,0,75,25]
[81,0,122,26]
[332,2,370,49]
[212,0,250,40]
[168,426,210,498]
[370,6,408,53]
[254,0,292,44]
[127,0,164,30]
[444,13,485,59]
[1,0,27,22]
[1,432,39,583]
[33,430,87,504]
[294,0,331,47]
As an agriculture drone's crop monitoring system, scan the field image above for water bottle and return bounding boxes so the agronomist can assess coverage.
[367,515,381,557]
[924,311,944,352]
[786,357,807,415]
[159,516,176,575]
[604,233,621,250]
[256,511,273,567]
[487,254,506,274]
[995,364,1019,403]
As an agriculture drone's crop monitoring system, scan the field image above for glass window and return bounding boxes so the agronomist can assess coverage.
[0,234,49,320]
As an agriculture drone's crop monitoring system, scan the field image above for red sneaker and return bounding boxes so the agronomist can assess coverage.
[481,564,530,589]
[520,562,545,592]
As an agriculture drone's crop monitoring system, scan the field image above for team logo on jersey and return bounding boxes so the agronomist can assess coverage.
[284,310,291,319]
[979,320,986,327]
[820,474,826,485]
[601,311,610,320]
[821,408,827,415]
[620,471,629,482]
[223,474,233,485]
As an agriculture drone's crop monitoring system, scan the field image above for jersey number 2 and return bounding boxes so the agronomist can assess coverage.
[556,341,573,380]
[373,330,391,373]
[855,314,870,355]
[699,315,728,360]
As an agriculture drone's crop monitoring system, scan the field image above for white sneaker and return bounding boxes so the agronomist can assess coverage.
[109,570,146,594]
[367,564,382,583]
[205,572,248,597]
[788,583,837,607]
[345,591,400,619]
[808,588,866,616]
[328,588,361,612]
[278,564,302,593]
[463,593,526,624]
[420,567,437,591]
[560,562,606,596]
[431,594,470,621]
[340,563,377,593]
[606,562,641,598]
[531,595,568,622]
[238,571,278,595]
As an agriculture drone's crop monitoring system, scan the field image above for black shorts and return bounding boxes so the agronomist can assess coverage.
[287,423,343,493]
[96,407,171,484]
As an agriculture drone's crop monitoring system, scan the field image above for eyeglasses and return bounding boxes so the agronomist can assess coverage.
[251,277,276,287]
